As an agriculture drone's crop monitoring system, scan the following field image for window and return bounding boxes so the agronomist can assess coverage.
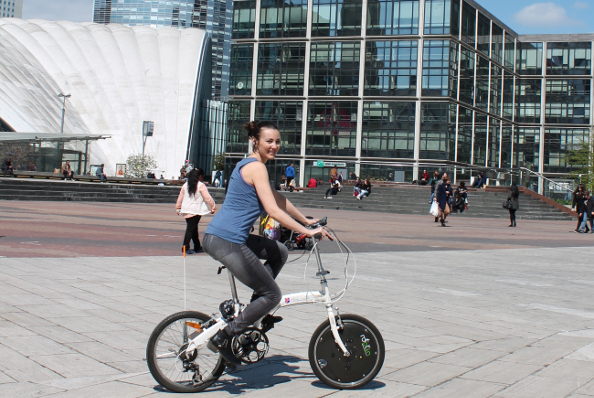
[491,24,503,64]
[461,1,475,45]
[457,106,473,163]
[473,112,487,165]
[501,124,513,168]
[311,0,362,37]
[490,64,502,116]
[255,101,303,155]
[229,44,253,96]
[424,0,450,35]
[545,79,590,124]
[260,0,308,38]
[504,33,515,70]
[233,1,257,39]
[365,40,417,96]
[517,42,543,75]
[502,72,514,120]
[361,101,416,158]
[419,102,456,160]
[546,42,591,76]
[488,117,500,167]
[310,41,360,96]
[459,46,474,106]
[515,79,541,124]
[477,13,490,57]
[257,42,306,96]
[306,101,358,156]
[475,55,489,112]
[544,128,589,173]
[515,128,539,170]
[422,40,457,98]
[226,101,251,154]
[367,0,419,36]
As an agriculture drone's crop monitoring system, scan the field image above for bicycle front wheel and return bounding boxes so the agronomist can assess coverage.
[146,311,226,393]
[308,314,384,389]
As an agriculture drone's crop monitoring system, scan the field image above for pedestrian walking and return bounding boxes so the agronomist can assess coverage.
[435,176,451,227]
[428,170,440,203]
[572,185,585,232]
[285,163,295,191]
[508,183,519,227]
[432,172,447,222]
[577,190,591,233]
[587,192,594,233]
[175,168,216,254]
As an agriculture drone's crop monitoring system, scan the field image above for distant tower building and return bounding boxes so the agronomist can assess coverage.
[2,0,23,18]
[92,0,233,100]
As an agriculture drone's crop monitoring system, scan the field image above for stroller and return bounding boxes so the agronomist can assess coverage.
[280,217,315,251]
[451,191,467,213]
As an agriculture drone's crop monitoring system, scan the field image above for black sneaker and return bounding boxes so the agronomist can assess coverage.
[210,329,241,365]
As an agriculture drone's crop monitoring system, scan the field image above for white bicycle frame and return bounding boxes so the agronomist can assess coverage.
[185,240,350,356]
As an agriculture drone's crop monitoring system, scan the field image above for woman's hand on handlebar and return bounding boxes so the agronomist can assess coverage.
[305,218,320,226]
[305,226,332,241]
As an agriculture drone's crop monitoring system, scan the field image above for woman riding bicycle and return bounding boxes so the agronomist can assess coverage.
[202,121,330,365]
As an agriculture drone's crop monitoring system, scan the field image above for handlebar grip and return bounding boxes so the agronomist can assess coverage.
[318,217,327,226]
[314,233,323,241]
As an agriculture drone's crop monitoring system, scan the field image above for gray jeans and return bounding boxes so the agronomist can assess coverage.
[202,233,288,335]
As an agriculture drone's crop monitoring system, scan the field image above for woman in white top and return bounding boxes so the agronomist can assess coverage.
[175,168,216,254]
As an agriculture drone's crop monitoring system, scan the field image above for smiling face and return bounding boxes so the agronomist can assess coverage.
[252,127,281,162]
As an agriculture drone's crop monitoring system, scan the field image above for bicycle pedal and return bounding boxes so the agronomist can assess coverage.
[219,299,235,320]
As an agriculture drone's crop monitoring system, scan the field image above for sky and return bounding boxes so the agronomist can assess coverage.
[20,0,594,36]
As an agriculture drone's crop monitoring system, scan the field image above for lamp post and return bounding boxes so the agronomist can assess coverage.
[58,93,71,134]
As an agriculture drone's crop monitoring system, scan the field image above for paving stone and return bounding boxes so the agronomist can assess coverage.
[460,360,542,385]
[493,375,580,398]
[411,378,506,397]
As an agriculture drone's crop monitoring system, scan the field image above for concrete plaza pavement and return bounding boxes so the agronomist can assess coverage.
[1,202,594,397]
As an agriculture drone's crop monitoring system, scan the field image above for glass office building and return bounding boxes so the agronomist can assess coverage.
[93,0,233,99]
[1,0,23,18]
[227,0,594,192]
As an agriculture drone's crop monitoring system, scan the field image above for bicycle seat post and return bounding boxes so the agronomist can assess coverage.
[228,272,240,305]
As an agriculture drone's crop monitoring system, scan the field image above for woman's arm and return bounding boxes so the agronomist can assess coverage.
[271,189,317,225]
[243,162,325,237]
[198,183,216,213]
[175,185,184,211]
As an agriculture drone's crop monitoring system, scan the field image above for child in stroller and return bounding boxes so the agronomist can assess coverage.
[451,182,468,213]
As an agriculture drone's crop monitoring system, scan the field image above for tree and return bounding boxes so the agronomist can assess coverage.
[567,141,594,192]
[212,153,225,171]
[125,153,157,178]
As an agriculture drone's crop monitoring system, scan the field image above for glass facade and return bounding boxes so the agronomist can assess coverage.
[228,0,594,185]
[93,0,233,99]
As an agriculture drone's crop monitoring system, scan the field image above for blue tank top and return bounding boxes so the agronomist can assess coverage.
[206,157,265,244]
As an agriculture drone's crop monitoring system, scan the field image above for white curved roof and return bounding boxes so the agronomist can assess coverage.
[0,18,209,177]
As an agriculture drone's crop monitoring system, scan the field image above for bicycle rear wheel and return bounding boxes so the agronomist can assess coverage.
[308,314,384,389]
[146,311,226,393]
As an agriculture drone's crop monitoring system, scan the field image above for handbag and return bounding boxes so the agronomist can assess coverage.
[260,214,281,241]
[503,199,512,209]
[429,201,440,217]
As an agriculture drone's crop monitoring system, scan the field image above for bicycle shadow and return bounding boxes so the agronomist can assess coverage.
[152,354,386,394]
[209,354,312,394]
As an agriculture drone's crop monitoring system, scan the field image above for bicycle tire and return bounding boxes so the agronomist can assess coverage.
[308,314,384,389]
[146,311,226,393]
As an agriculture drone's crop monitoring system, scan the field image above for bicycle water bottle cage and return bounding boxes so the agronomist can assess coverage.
[219,299,235,320]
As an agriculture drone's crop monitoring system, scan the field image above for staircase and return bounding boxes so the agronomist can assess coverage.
[0,178,227,204]
[279,184,574,221]
[0,177,573,221]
